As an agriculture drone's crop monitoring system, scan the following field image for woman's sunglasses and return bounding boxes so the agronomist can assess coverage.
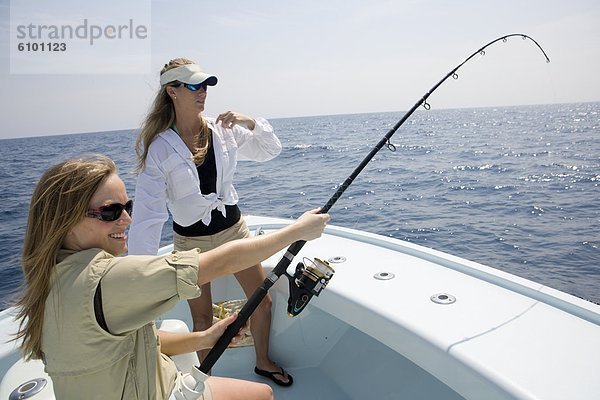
[86,200,133,222]
[171,81,208,92]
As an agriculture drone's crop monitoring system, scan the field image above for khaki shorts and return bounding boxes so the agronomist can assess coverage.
[174,216,251,253]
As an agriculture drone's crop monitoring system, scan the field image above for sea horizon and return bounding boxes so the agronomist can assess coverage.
[2,100,598,141]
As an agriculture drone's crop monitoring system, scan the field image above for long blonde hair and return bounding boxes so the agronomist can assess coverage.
[14,155,116,360]
[135,57,211,173]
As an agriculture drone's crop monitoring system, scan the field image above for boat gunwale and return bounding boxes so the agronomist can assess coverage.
[240,216,600,325]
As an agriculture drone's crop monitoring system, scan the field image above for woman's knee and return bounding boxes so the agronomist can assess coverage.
[191,314,213,331]
[206,377,273,400]
[188,296,214,329]
[257,383,274,400]
[256,293,273,313]
[189,305,213,330]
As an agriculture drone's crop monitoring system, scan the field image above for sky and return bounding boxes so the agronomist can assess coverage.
[0,0,599,139]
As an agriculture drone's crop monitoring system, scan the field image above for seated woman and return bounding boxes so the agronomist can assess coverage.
[13,154,329,400]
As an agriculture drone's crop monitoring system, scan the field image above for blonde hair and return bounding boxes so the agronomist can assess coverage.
[135,57,212,173]
[14,154,117,360]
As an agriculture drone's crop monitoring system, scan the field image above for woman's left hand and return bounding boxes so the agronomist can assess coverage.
[203,312,250,348]
[216,111,255,130]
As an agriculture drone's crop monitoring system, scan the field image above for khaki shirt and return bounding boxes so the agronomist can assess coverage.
[42,248,202,400]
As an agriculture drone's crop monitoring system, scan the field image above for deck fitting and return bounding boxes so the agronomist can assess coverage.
[9,378,48,400]
[430,293,456,304]
[374,272,395,280]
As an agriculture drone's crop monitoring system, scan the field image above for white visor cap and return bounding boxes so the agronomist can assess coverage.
[159,64,218,86]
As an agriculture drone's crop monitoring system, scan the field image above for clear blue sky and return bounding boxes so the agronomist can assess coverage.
[1,0,599,139]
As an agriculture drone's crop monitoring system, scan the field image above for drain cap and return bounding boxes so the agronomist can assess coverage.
[374,272,395,280]
[431,293,456,304]
[10,378,48,400]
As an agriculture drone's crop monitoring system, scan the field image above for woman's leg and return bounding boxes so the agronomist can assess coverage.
[206,376,273,400]
[187,284,214,364]
[233,263,291,385]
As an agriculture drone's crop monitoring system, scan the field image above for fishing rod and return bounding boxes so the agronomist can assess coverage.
[197,33,550,374]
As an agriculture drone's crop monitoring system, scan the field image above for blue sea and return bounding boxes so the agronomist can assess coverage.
[1,103,599,309]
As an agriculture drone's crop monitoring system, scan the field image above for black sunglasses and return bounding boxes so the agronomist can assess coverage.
[171,81,208,91]
[86,200,133,222]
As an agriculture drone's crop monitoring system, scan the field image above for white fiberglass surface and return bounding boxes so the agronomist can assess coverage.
[200,287,464,400]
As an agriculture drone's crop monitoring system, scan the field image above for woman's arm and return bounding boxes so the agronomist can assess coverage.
[216,111,256,130]
[159,314,247,356]
[215,113,281,161]
[102,209,328,334]
[128,150,169,255]
[197,209,329,285]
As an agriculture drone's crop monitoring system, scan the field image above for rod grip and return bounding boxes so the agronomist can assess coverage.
[199,285,270,372]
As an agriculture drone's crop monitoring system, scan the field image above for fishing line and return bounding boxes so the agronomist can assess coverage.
[197,33,550,373]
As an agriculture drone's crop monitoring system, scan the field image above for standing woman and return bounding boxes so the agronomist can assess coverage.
[128,58,292,385]
[14,155,329,399]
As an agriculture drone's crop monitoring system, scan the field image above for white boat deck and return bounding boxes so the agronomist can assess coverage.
[1,215,599,399]
[223,216,600,399]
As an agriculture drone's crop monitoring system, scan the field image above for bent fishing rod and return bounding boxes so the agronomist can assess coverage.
[198,33,550,373]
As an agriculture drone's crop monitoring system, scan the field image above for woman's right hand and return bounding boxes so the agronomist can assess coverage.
[195,209,330,286]
[293,209,330,241]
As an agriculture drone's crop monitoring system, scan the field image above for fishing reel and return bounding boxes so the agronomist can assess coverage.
[285,257,335,316]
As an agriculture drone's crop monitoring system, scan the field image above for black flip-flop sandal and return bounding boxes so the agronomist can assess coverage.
[254,366,294,387]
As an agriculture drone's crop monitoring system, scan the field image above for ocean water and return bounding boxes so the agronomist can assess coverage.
[0,103,598,309]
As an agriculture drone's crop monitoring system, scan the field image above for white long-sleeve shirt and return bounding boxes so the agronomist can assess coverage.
[128,117,281,255]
